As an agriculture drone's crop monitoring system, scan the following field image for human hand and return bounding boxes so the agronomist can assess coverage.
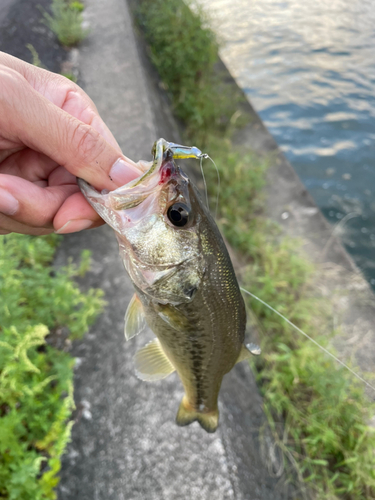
[0,52,141,236]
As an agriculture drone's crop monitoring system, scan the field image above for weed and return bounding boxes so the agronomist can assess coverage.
[26,42,78,82]
[42,0,88,47]
[136,0,237,143]
[61,72,77,82]
[0,234,105,499]
[26,44,44,68]
[69,1,84,13]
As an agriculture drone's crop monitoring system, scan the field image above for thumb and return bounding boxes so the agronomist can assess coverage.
[0,67,141,189]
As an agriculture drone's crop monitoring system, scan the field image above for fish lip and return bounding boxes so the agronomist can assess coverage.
[78,156,186,196]
[78,160,192,232]
[77,177,101,196]
[77,177,113,195]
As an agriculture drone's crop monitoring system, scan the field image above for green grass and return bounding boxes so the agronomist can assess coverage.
[69,1,84,13]
[42,0,88,47]
[136,0,238,143]
[136,1,375,498]
[0,234,105,499]
[1,15,93,498]
[60,72,77,83]
[26,44,44,68]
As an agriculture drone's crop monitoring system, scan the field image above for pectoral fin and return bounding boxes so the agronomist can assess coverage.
[134,338,175,381]
[154,303,190,332]
[236,343,262,363]
[124,294,146,341]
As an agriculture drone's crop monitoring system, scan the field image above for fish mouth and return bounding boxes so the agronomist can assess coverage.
[79,138,203,226]
[78,154,191,234]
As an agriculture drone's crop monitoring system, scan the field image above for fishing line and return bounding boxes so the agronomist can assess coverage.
[199,155,209,210]
[206,155,221,220]
[240,287,375,393]
[320,212,361,262]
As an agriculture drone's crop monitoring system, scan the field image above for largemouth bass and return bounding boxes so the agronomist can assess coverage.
[79,139,260,433]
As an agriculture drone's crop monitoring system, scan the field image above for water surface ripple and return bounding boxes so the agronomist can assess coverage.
[198,0,375,285]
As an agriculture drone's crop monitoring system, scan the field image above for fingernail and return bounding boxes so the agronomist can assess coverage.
[0,188,19,215]
[110,158,140,186]
[55,219,94,234]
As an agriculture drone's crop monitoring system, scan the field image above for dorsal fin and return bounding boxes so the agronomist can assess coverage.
[124,294,146,341]
[134,338,175,381]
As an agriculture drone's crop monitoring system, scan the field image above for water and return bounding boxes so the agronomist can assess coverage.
[197,0,375,285]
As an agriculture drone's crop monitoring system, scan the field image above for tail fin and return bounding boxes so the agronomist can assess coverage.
[176,396,219,433]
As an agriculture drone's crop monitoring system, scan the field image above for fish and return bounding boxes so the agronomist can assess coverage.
[78,138,260,433]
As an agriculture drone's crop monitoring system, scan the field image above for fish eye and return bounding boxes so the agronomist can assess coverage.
[167,203,190,227]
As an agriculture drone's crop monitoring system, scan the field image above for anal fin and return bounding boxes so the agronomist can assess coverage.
[124,294,146,341]
[134,338,175,381]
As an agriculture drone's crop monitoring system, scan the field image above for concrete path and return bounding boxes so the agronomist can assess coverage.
[56,0,291,498]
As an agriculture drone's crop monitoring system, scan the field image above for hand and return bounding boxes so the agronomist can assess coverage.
[0,52,141,235]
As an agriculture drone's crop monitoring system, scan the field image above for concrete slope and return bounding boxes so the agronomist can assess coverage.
[57,0,291,499]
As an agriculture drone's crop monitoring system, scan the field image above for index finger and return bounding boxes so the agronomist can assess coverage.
[0,65,141,190]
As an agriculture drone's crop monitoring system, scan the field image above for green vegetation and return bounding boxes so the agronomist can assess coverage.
[0,234,104,499]
[26,44,44,68]
[136,1,375,498]
[137,0,238,142]
[61,72,77,82]
[69,1,85,13]
[42,0,88,47]
[26,38,77,81]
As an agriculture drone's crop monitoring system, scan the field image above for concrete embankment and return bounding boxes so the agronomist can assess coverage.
[52,0,374,499]
[225,61,375,379]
